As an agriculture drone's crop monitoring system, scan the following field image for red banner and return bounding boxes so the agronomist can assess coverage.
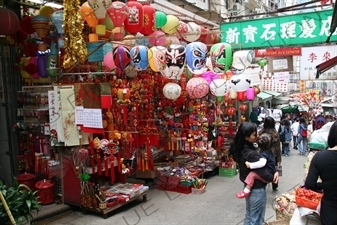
[255,47,302,57]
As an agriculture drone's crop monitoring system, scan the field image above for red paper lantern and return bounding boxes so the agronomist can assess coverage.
[20,16,35,34]
[237,91,245,101]
[140,3,155,35]
[198,27,207,41]
[225,106,236,118]
[239,104,248,112]
[0,8,20,36]
[124,0,144,34]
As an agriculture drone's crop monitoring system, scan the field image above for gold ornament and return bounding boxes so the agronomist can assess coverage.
[63,0,88,68]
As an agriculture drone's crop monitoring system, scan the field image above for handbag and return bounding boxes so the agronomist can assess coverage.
[301,129,307,137]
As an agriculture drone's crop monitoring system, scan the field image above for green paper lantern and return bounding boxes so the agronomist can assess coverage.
[257,58,268,68]
[155,11,167,28]
[101,13,114,30]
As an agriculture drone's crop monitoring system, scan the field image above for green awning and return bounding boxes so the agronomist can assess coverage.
[281,105,298,113]
[257,92,272,100]
[262,90,282,98]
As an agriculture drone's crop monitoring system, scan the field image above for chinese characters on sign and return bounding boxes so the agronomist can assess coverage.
[300,46,337,80]
[255,47,302,57]
[221,9,335,49]
[272,59,288,70]
[273,71,290,83]
[263,77,288,92]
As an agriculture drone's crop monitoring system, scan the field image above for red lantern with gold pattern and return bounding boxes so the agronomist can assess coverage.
[225,106,236,118]
[239,104,248,113]
[124,0,144,34]
[140,3,155,35]
[0,8,20,36]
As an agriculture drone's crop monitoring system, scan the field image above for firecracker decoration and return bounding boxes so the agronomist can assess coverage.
[63,0,88,68]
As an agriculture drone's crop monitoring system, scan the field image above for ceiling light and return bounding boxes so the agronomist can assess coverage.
[25,0,63,9]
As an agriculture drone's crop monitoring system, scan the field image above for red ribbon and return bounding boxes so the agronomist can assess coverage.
[105,157,109,176]
[97,155,102,175]
[91,155,95,174]
[110,156,115,183]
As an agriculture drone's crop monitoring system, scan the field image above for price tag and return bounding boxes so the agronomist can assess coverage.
[123,88,127,94]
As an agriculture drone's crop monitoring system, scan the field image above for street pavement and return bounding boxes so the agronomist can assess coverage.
[34,149,308,225]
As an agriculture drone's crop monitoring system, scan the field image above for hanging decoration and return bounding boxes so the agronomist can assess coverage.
[51,10,64,48]
[161,15,179,34]
[80,2,99,28]
[209,79,229,97]
[103,52,116,71]
[186,77,209,99]
[231,50,254,71]
[155,11,167,28]
[63,0,88,68]
[88,0,112,21]
[46,41,59,78]
[0,8,20,36]
[107,1,129,27]
[124,0,144,34]
[209,43,233,73]
[113,45,131,70]
[148,30,166,46]
[130,45,149,71]
[185,42,208,74]
[229,74,251,92]
[246,87,255,101]
[163,83,182,100]
[161,44,186,80]
[182,22,201,43]
[31,15,50,39]
[239,104,248,122]
[148,46,166,72]
[140,3,156,35]
[39,6,55,18]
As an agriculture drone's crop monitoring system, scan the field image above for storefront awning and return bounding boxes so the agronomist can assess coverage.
[315,55,337,79]
[257,92,272,100]
[262,91,282,98]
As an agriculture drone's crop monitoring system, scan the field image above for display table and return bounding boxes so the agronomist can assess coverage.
[290,208,321,225]
[81,191,148,219]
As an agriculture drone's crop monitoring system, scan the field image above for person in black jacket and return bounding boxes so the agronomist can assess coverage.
[305,121,337,225]
[230,122,279,225]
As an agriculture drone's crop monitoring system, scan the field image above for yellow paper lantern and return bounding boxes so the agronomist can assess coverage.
[229,88,237,99]
[39,6,55,18]
[89,33,99,42]
[161,15,179,34]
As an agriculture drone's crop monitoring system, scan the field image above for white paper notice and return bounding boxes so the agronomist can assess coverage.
[75,106,84,125]
[83,108,103,128]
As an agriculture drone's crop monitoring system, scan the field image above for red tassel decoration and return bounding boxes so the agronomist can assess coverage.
[117,151,121,173]
[97,155,102,175]
[146,137,151,162]
[123,105,128,128]
[110,156,115,183]
[105,156,109,176]
[91,155,95,174]
[229,120,234,136]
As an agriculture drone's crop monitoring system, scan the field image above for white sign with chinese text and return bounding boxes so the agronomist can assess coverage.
[273,71,290,83]
[300,46,337,80]
[272,59,288,70]
[262,77,288,92]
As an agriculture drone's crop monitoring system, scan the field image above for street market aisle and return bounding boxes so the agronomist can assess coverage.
[35,153,307,225]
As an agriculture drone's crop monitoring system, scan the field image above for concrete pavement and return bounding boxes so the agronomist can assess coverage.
[33,150,308,225]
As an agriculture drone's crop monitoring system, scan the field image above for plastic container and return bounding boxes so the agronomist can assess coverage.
[16,173,36,191]
[191,187,205,194]
[177,185,191,194]
[219,167,236,178]
[35,179,55,205]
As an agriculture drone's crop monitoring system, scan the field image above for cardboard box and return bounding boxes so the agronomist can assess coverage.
[136,170,156,179]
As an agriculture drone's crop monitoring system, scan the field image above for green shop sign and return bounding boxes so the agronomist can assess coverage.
[220,9,335,49]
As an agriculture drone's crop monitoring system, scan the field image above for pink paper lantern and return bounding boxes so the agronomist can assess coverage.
[103,52,116,71]
[148,30,166,46]
[246,87,255,101]
[186,77,209,99]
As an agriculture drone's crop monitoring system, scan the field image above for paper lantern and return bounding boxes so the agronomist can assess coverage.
[124,0,144,34]
[163,83,182,100]
[161,44,185,80]
[107,1,129,27]
[209,79,229,97]
[176,21,188,39]
[37,53,48,78]
[87,42,104,62]
[88,0,112,20]
[209,43,233,73]
[258,58,268,68]
[26,57,39,79]
[140,3,155,35]
[148,46,166,72]
[201,71,220,85]
[229,74,251,92]
[198,27,207,41]
[39,6,55,18]
[155,11,167,28]
[20,16,35,34]
[103,42,113,55]
[148,30,166,46]
[31,15,50,38]
[164,36,180,48]
[81,2,99,28]
[113,45,131,69]
[103,52,116,71]
[229,88,237,99]
[185,42,208,74]
[237,91,245,101]
[246,87,255,101]
[254,86,261,95]
[161,15,179,34]
[96,24,106,36]
[46,41,59,78]
[225,106,236,117]
[182,22,201,43]
[101,13,114,30]
[232,50,254,70]
[0,8,20,36]
[130,45,149,71]
[51,11,64,34]
[123,35,136,46]
[111,27,125,40]
[186,77,209,99]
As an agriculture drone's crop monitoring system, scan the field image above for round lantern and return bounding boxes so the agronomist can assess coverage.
[31,15,50,38]
[163,83,182,100]
[155,11,167,28]
[88,0,112,20]
[182,22,201,43]
[20,16,35,34]
[161,44,185,80]
[258,58,268,69]
[148,46,166,72]
[0,8,20,36]
[185,42,208,74]
[209,79,229,97]
[254,86,261,95]
[229,74,251,92]
[229,88,237,99]
[176,21,188,39]
[232,50,254,70]
[225,106,236,118]
[148,30,166,46]
[186,77,209,99]
[113,45,131,69]
[140,3,155,35]
[124,0,144,34]
[198,27,207,41]
[39,6,55,18]
[161,15,179,34]
[51,10,64,34]
[101,14,114,30]
[209,43,233,73]
[130,45,149,71]
[246,87,255,101]
[81,2,99,28]
[103,52,116,71]
[46,41,59,78]
[201,71,220,85]
[237,91,245,101]
[107,1,129,27]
